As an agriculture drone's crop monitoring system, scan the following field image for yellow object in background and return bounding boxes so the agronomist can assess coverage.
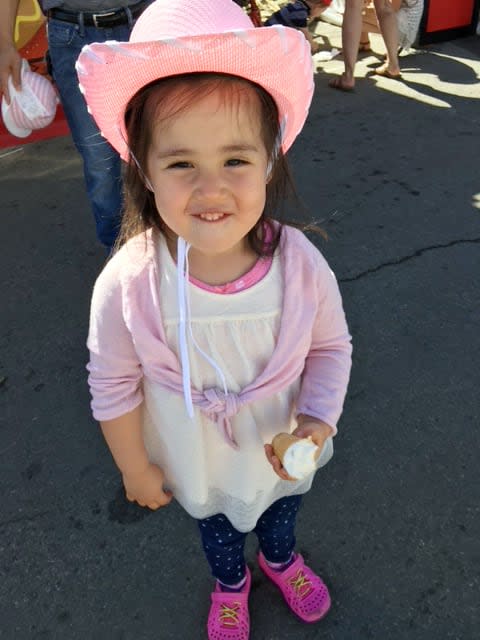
[14,0,45,51]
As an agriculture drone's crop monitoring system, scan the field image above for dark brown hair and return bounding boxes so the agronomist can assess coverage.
[118,72,302,254]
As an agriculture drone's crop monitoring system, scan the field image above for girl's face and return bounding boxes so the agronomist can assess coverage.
[146,85,269,262]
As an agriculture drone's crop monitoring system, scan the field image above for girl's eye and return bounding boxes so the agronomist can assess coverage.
[168,161,192,169]
[226,158,248,167]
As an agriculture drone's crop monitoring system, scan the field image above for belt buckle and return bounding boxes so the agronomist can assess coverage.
[92,10,116,28]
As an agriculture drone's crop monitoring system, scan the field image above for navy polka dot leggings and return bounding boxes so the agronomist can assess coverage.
[197,495,302,585]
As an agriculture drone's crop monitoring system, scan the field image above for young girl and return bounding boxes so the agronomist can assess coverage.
[77,0,352,637]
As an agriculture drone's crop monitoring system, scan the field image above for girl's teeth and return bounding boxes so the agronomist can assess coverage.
[199,213,224,221]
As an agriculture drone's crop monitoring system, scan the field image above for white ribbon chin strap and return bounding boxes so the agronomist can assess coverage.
[176,237,229,418]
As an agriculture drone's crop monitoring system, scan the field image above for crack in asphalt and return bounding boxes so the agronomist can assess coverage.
[339,237,480,283]
[0,510,53,529]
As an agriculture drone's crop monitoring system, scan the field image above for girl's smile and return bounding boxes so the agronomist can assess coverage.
[191,211,232,223]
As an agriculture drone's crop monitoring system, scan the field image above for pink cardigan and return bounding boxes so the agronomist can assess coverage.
[87,225,352,440]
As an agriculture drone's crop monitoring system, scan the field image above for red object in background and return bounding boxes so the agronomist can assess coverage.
[420,0,479,43]
[0,19,69,151]
[427,0,476,31]
[0,108,69,150]
[247,0,262,27]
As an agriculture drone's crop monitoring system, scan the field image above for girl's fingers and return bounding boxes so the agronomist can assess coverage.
[264,445,294,481]
[275,463,294,481]
[271,454,282,473]
[125,491,173,508]
[159,490,173,505]
[264,444,278,469]
[264,443,273,459]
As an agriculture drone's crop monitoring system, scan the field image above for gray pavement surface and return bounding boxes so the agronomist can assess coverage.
[1,24,479,640]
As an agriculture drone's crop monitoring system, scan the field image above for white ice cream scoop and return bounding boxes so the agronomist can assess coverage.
[271,432,321,480]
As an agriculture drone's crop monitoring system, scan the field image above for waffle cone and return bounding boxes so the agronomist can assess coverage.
[271,432,322,465]
[271,433,302,463]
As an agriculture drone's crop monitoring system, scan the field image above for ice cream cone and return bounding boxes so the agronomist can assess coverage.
[272,432,302,462]
[271,432,321,480]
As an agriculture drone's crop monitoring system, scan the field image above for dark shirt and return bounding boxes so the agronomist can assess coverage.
[264,0,311,29]
[40,1,141,11]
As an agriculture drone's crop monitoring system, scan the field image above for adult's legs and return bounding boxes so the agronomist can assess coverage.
[373,0,401,76]
[47,20,134,251]
[329,0,364,91]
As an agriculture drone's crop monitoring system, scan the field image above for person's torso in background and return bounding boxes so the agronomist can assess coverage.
[40,0,145,13]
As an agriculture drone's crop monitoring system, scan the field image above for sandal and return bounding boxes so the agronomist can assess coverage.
[328,76,355,92]
[207,567,251,639]
[358,41,372,52]
[258,552,331,623]
[374,65,402,79]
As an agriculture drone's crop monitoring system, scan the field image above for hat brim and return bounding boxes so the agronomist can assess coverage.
[76,26,314,162]
[1,96,32,138]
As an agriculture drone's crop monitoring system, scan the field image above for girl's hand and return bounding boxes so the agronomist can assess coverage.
[264,417,334,481]
[122,463,173,510]
[292,417,334,453]
[264,443,297,481]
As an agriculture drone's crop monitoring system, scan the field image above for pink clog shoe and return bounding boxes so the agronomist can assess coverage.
[258,552,331,623]
[207,567,251,639]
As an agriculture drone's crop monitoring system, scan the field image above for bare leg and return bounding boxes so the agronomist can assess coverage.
[359,30,371,50]
[373,0,401,75]
[329,0,364,90]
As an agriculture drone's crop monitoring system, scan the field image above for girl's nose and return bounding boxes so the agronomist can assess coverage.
[194,169,226,198]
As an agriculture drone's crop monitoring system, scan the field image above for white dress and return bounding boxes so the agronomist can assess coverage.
[141,235,333,532]
[397,0,424,49]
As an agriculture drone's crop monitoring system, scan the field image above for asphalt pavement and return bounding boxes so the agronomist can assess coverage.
[1,24,479,640]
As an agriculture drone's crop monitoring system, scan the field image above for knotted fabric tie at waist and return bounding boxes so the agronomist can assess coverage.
[202,388,243,449]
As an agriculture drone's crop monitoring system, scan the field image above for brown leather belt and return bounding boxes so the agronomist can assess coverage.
[47,1,149,28]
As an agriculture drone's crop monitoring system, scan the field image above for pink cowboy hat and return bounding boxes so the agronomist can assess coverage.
[76,0,314,162]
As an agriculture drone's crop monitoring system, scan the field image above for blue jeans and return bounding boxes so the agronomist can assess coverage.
[197,495,302,585]
[47,17,139,250]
